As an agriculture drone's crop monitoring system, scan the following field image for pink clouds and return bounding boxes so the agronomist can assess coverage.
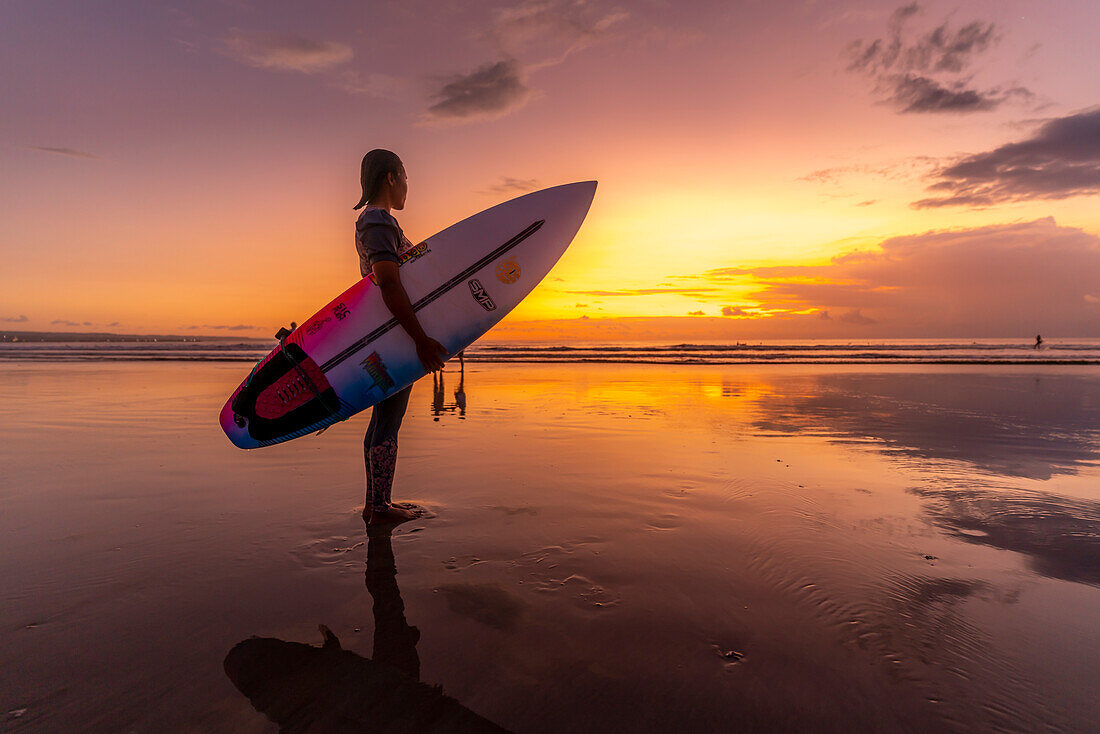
[221,31,352,73]
[702,218,1100,335]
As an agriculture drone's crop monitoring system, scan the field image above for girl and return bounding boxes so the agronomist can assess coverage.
[354,149,448,524]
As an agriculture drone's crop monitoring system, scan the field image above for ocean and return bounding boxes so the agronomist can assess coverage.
[2,334,1098,364]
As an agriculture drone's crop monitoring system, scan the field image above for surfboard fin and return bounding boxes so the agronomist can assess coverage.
[274,322,297,341]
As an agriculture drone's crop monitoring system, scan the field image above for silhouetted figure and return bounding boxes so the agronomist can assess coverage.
[1035,334,1043,350]
[224,524,511,733]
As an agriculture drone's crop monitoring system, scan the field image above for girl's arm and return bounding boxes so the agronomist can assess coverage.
[371,260,448,372]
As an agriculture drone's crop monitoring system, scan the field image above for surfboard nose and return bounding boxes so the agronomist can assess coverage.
[567,180,597,211]
[563,180,597,200]
[543,180,597,220]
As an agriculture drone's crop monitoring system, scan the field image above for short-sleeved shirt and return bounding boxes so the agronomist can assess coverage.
[355,206,414,278]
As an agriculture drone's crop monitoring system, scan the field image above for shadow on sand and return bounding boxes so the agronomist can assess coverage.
[224,524,510,733]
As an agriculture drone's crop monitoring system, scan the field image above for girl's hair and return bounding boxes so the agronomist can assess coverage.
[354,149,403,210]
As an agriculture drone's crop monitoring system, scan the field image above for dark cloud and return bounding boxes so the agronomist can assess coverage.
[574,303,589,308]
[30,146,98,159]
[2,315,29,323]
[697,218,1100,335]
[839,309,876,325]
[845,4,1030,114]
[106,321,119,327]
[687,310,705,316]
[423,59,529,122]
[721,306,749,317]
[847,5,996,76]
[888,74,999,113]
[915,107,1100,208]
[423,1,627,124]
[222,31,352,73]
[480,177,540,195]
[50,319,83,327]
[856,200,877,207]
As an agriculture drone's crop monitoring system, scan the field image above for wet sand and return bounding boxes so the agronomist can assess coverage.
[2,362,1100,732]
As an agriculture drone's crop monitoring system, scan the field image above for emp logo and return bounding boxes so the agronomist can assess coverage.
[468,279,497,311]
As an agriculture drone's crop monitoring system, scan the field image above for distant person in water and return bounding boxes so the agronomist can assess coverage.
[1035,334,1043,350]
[354,149,448,525]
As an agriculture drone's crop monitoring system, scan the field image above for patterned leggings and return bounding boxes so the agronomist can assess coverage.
[364,385,413,512]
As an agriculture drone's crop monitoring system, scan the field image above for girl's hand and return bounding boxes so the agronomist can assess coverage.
[416,337,448,372]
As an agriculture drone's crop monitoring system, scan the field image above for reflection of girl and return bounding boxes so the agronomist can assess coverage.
[366,525,420,679]
[354,150,448,524]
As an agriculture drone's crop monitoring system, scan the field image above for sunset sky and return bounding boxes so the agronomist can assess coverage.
[3,0,1099,340]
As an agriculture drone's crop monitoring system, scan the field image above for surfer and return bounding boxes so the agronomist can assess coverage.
[354,149,448,524]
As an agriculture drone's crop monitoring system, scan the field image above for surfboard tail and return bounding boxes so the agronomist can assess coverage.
[220,340,353,449]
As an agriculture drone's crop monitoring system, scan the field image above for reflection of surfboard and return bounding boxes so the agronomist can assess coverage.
[220,181,597,449]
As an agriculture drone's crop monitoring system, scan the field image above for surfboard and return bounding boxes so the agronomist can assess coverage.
[220,181,597,449]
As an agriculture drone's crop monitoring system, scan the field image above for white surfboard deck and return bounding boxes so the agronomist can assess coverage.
[220,181,597,449]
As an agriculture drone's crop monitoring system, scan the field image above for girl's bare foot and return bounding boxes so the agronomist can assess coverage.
[367,504,421,525]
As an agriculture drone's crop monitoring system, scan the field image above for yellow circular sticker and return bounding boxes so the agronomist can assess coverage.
[496,259,522,284]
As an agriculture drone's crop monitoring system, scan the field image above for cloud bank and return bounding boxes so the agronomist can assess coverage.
[700,217,1100,335]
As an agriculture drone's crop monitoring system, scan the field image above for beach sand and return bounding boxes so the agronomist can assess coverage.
[2,362,1100,732]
